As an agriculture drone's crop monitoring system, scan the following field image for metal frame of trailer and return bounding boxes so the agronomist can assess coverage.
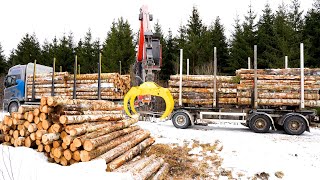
[170,44,316,135]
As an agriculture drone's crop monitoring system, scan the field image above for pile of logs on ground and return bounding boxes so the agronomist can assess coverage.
[0,97,169,179]
[26,72,131,100]
[236,68,320,107]
[168,75,238,106]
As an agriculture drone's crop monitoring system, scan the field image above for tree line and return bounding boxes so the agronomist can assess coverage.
[1,0,320,80]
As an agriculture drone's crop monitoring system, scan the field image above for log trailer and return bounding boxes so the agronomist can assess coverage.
[169,45,318,135]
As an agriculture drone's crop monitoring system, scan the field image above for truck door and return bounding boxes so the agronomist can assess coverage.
[3,74,23,112]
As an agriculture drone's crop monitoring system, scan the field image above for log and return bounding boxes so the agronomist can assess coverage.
[238,98,320,107]
[42,133,60,145]
[13,119,25,125]
[47,96,115,107]
[37,144,44,152]
[34,116,41,124]
[83,125,140,151]
[70,143,78,152]
[13,113,25,120]
[41,105,54,114]
[42,120,52,130]
[63,149,73,161]
[45,144,52,153]
[236,68,320,76]
[13,130,19,139]
[60,157,68,166]
[40,113,48,122]
[52,123,62,133]
[20,128,30,137]
[59,113,125,125]
[63,135,76,146]
[68,121,116,136]
[80,129,145,162]
[40,97,48,106]
[174,98,237,105]
[36,140,42,145]
[24,121,30,129]
[82,110,123,115]
[116,155,157,173]
[73,150,81,161]
[28,123,38,133]
[53,140,62,148]
[73,118,139,147]
[53,147,63,158]
[106,138,156,172]
[133,158,164,180]
[60,131,68,139]
[36,121,43,130]
[170,75,235,82]
[18,105,39,114]
[33,108,40,117]
[24,136,35,148]
[97,131,150,163]
[30,133,36,141]
[61,142,68,150]
[237,91,319,100]
[152,163,170,180]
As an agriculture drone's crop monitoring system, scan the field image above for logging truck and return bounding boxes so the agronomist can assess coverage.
[169,46,319,135]
[3,63,53,113]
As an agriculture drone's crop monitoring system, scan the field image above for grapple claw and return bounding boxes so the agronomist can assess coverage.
[123,82,174,120]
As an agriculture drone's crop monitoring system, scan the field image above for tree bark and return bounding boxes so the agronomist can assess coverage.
[80,129,145,162]
[73,118,139,147]
[97,131,150,163]
[170,75,234,82]
[59,114,125,125]
[116,154,157,173]
[152,163,170,180]
[83,125,140,151]
[68,121,116,136]
[106,138,155,172]
[42,133,60,145]
[18,105,39,114]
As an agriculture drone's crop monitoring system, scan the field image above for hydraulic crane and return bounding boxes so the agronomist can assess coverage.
[124,5,174,119]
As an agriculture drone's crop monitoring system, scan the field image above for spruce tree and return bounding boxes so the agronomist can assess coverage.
[55,33,75,72]
[0,43,7,74]
[160,30,177,80]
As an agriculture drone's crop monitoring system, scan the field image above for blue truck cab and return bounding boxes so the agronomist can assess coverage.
[3,63,52,113]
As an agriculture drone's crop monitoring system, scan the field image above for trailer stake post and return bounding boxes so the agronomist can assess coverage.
[254,45,258,109]
[179,49,183,106]
[300,43,305,109]
[73,55,77,99]
[51,58,56,96]
[213,47,217,108]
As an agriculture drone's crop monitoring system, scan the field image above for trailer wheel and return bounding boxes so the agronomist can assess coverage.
[8,102,18,113]
[172,112,190,129]
[283,116,306,135]
[249,115,271,133]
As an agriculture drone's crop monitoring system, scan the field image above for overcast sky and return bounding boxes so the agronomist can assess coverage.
[0,0,315,57]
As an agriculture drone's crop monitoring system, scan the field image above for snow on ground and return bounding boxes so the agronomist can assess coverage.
[0,145,132,180]
[137,120,320,180]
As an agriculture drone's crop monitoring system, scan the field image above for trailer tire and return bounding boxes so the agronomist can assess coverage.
[172,112,190,129]
[249,115,271,133]
[8,102,18,113]
[283,116,306,135]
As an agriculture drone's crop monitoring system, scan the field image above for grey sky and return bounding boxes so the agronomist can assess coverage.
[0,0,314,57]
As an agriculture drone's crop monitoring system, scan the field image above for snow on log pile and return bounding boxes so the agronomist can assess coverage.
[0,96,169,179]
[236,68,320,107]
[26,72,131,100]
[168,75,238,106]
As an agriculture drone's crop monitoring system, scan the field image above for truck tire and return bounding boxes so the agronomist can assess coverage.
[249,115,271,133]
[172,112,190,129]
[283,116,306,135]
[8,102,18,113]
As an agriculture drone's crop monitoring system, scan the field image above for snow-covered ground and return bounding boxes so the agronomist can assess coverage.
[137,120,320,180]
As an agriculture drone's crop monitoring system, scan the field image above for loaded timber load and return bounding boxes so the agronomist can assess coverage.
[236,68,320,107]
[26,72,131,100]
[169,75,238,106]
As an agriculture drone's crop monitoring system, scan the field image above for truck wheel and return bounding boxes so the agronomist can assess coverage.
[172,112,190,129]
[283,116,306,135]
[249,115,271,133]
[8,102,18,113]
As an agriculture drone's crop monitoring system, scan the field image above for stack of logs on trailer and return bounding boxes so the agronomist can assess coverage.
[169,68,320,108]
[26,72,131,100]
[236,68,320,107]
[168,75,238,106]
[0,97,169,179]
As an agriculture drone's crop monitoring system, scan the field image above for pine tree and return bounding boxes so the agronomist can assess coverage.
[303,0,320,67]
[257,3,278,68]
[160,30,177,80]
[229,16,248,71]
[102,17,135,74]
[76,29,100,73]
[55,33,75,72]
[288,0,304,67]
[274,2,293,68]
[210,16,229,74]
[11,33,42,65]
[186,6,206,74]
[0,42,7,74]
